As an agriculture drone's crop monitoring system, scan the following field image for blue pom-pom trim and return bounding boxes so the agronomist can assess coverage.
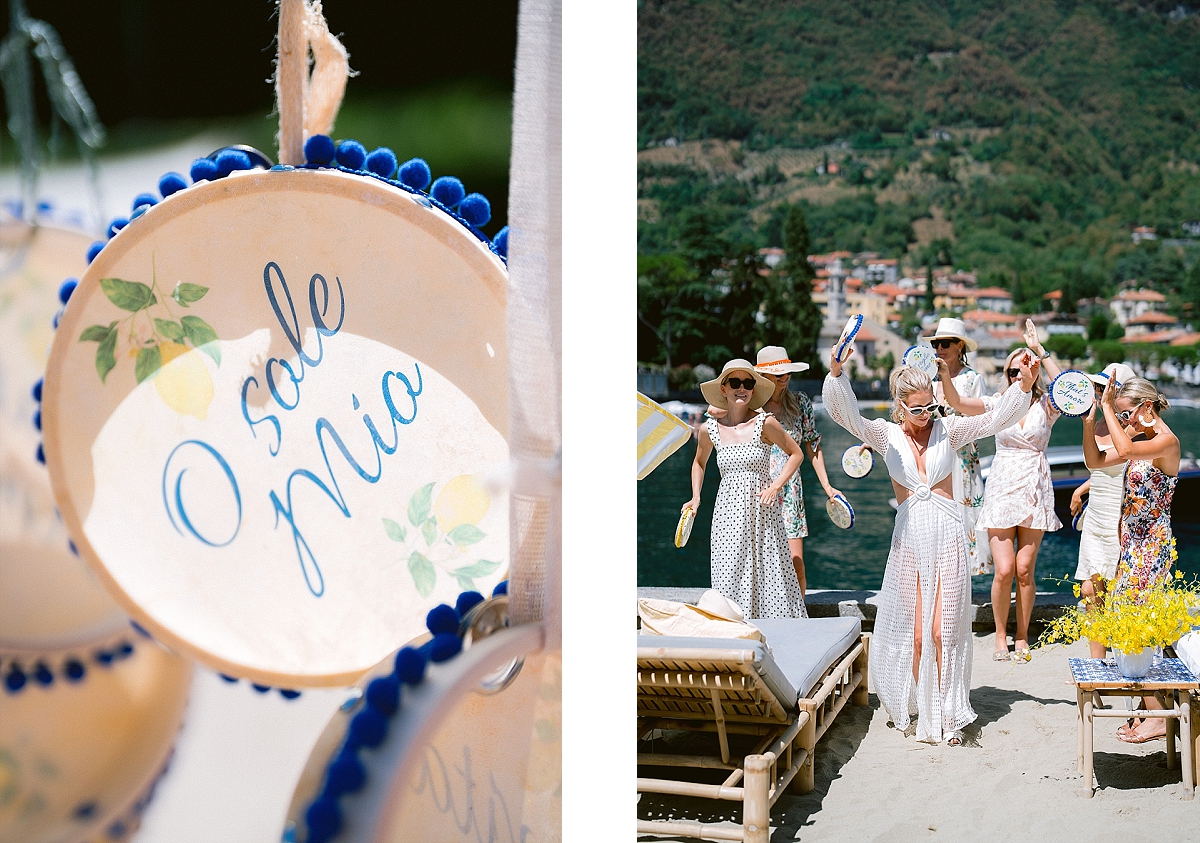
[492,580,508,597]
[302,589,488,843]
[58,278,77,303]
[398,157,432,190]
[335,140,367,170]
[215,149,253,177]
[430,176,465,208]
[304,134,337,166]
[86,241,103,263]
[190,158,219,183]
[365,147,397,178]
[159,172,188,197]
[2,639,138,694]
[132,193,158,212]
[459,193,491,226]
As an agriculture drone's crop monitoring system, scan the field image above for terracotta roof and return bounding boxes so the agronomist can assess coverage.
[1114,289,1167,302]
[974,287,1012,298]
[1128,312,1179,325]
[856,326,877,341]
[757,247,784,256]
[1121,329,1184,344]
[987,328,1024,340]
[1043,290,1062,300]
[961,309,1017,323]
[1170,332,1200,346]
[1133,226,1155,234]
[868,283,907,299]
[868,258,898,266]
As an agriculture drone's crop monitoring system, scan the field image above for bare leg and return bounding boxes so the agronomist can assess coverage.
[1012,527,1044,651]
[1123,696,1168,741]
[931,575,944,687]
[989,528,1016,655]
[913,573,923,684]
[1081,575,1107,659]
[789,537,806,598]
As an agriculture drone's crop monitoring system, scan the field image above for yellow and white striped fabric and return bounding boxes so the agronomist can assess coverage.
[637,392,692,481]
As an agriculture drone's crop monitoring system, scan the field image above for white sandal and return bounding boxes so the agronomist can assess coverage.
[946,730,963,747]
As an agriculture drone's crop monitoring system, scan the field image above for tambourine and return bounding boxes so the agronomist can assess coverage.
[675,507,695,548]
[901,344,939,379]
[841,445,874,479]
[0,633,191,842]
[1049,370,1095,417]
[826,494,855,529]
[40,153,509,688]
[1073,501,1087,532]
[834,314,863,363]
[284,594,555,843]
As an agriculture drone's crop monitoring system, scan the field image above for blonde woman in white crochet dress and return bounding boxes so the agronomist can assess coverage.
[823,346,1036,745]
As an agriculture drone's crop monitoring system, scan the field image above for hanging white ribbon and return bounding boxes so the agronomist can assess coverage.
[275,0,350,165]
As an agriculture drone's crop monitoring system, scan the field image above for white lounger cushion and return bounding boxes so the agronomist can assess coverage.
[637,616,862,702]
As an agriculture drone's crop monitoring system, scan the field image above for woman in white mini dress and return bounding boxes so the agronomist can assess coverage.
[1071,363,1134,659]
[942,321,1061,662]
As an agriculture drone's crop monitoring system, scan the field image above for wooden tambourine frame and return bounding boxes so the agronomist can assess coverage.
[42,169,509,687]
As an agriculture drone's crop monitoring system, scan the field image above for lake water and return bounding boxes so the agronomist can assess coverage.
[638,404,1200,594]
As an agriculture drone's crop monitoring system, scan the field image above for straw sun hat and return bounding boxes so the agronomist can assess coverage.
[927,317,978,352]
[754,345,811,376]
[699,359,774,411]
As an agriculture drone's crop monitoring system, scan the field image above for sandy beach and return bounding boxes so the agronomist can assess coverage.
[639,633,1199,841]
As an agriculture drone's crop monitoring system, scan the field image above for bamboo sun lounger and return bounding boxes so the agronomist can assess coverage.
[637,617,870,843]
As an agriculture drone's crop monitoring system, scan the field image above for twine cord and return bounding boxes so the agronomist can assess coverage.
[275,0,350,165]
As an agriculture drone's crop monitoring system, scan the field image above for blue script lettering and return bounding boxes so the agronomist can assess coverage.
[161,440,242,547]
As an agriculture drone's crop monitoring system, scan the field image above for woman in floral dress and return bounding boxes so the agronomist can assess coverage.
[928,318,990,576]
[755,345,843,597]
[1086,375,1180,743]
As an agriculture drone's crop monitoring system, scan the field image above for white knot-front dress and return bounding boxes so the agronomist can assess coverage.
[974,394,1062,533]
[822,373,1031,742]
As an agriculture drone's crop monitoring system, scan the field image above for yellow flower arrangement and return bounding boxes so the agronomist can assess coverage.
[1039,547,1198,654]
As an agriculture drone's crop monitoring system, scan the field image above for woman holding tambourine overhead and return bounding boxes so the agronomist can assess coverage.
[942,320,1062,663]
[823,343,1036,745]
[682,360,807,619]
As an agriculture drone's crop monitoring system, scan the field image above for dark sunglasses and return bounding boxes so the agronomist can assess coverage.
[724,377,757,390]
[1116,405,1145,424]
[931,339,959,350]
[1006,368,1020,379]
[904,402,939,417]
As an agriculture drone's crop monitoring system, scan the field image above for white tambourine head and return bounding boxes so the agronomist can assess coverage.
[840,446,873,479]
[1049,371,1095,418]
[41,169,509,687]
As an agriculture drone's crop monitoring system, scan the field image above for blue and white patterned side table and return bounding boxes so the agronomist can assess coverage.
[1068,657,1199,799]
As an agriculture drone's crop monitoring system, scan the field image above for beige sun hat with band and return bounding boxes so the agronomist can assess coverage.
[1086,362,1135,389]
[755,345,811,375]
[700,359,775,411]
[928,317,979,352]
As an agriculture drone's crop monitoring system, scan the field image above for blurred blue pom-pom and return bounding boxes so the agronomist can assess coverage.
[431,176,465,208]
[492,226,509,258]
[347,706,388,749]
[459,193,491,226]
[215,149,252,177]
[426,604,459,636]
[429,632,463,663]
[492,580,508,597]
[59,278,77,303]
[86,241,104,263]
[159,172,188,197]
[456,591,485,617]
[106,218,128,239]
[398,158,432,190]
[36,443,44,464]
[366,147,397,178]
[366,674,401,716]
[304,796,343,843]
[325,750,366,796]
[394,647,427,685]
[304,134,336,165]
[32,378,43,402]
[335,140,367,170]
[132,193,158,212]
[190,158,219,182]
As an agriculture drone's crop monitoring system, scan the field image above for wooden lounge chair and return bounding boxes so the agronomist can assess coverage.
[637,617,870,843]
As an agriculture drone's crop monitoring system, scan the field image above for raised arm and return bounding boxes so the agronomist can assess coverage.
[822,371,891,454]
[944,355,1038,450]
[1099,377,1181,473]
[1024,319,1062,382]
[937,358,986,415]
[1082,402,1124,470]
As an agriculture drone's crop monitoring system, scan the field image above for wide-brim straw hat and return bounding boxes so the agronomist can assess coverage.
[1086,362,1135,389]
[755,345,811,375]
[928,317,979,352]
[700,359,775,410]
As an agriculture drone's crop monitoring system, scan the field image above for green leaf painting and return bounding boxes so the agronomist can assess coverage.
[408,482,435,527]
[95,327,117,382]
[80,256,222,387]
[154,318,186,342]
[172,282,209,306]
[181,316,221,365]
[382,518,406,542]
[408,551,436,597]
[100,277,155,311]
[447,524,486,547]
[388,479,499,598]
[134,344,162,383]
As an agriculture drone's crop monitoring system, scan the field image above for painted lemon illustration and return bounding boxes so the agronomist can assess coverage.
[433,474,490,530]
[153,340,214,420]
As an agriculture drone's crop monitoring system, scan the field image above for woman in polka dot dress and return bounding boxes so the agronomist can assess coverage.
[683,360,807,619]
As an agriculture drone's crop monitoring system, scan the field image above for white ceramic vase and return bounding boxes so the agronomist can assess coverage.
[1113,646,1156,679]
